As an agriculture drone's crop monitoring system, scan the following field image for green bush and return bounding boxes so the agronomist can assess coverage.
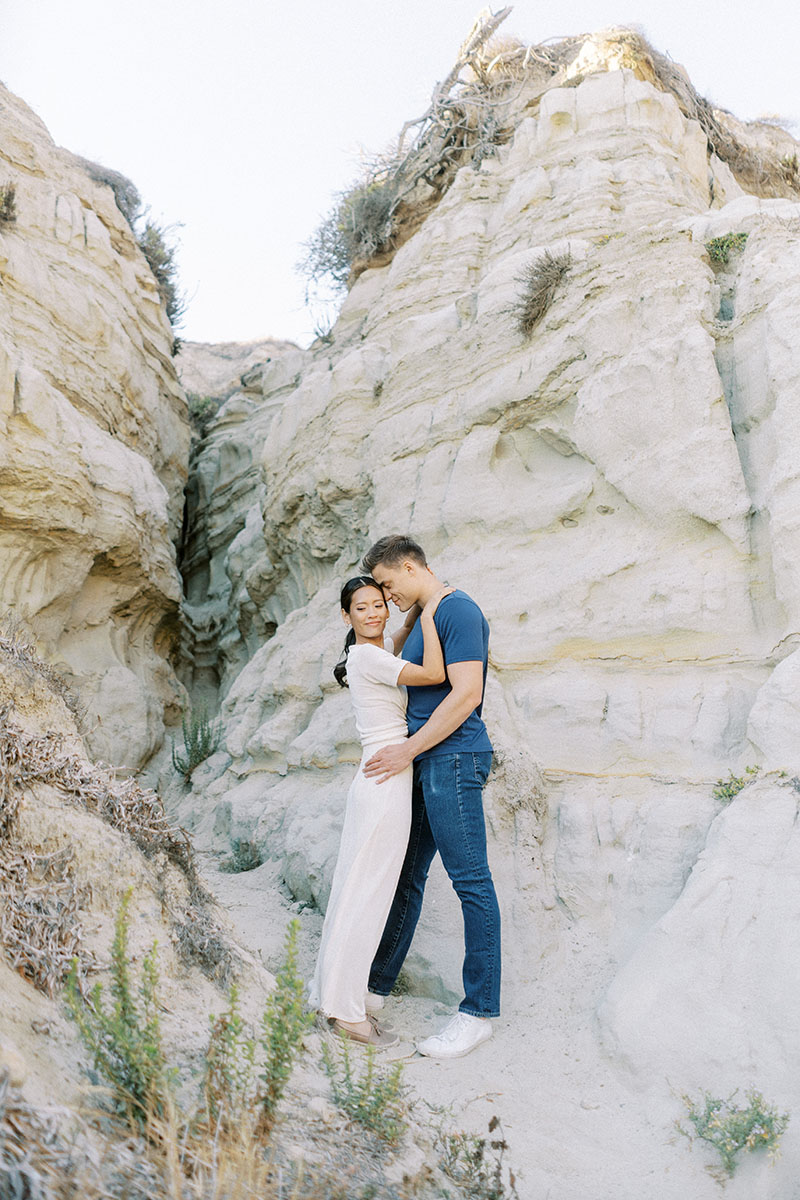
[137,219,185,327]
[203,981,256,1127]
[300,168,402,291]
[256,919,312,1133]
[321,1037,409,1145]
[187,392,222,437]
[171,704,222,781]
[65,888,174,1129]
[679,1089,790,1178]
[705,232,748,264]
[221,838,264,874]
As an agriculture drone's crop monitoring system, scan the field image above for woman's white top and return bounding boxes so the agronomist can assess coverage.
[345,639,407,750]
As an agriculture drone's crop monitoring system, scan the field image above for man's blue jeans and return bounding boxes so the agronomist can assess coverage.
[368,751,501,1018]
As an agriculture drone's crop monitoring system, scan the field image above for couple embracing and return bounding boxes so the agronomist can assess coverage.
[309,533,501,1059]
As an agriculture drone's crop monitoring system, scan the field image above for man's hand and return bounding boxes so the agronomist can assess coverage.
[363,742,414,784]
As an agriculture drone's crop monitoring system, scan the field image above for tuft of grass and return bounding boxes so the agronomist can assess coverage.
[65,887,174,1129]
[436,1116,519,1199]
[705,232,748,264]
[678,1089,790,1178]
[321,1037,409,1145]
[255,919,313,1135]
[511,250,571,337]
[712,765,758,803]
[171,704,222,781]
[0,182,17,225]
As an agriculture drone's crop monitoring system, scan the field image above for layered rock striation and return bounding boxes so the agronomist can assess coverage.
[0,83,190,768]
[175,34,800,1195]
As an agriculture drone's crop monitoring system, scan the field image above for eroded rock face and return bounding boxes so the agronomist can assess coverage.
[0,83,191,768]
[177,44,800,1193]
[175,339,299,403]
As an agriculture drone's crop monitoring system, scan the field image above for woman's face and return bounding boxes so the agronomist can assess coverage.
[344,585,388,641]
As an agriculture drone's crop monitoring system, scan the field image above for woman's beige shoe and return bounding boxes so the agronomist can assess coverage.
[328,1018,398,1049]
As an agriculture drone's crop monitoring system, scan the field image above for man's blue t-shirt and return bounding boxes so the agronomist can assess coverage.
[402,589,492,760]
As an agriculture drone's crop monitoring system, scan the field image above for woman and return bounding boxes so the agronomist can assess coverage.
[309,574,452,1047]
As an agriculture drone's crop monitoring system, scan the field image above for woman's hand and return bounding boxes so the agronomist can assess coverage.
[422,585,455,619]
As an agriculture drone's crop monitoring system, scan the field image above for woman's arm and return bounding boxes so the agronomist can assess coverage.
[389,603,420,656]
[396,588,454,686]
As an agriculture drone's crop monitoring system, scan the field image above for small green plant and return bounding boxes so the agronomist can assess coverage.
[511,249,571,338]
[186,392,222,437]
[436,1116,519,1199]
[203,981,256,1127]
[705,231,748,264]
[321,1037,409,1145]
[171,704,222,781]
[65,888,174,1129]
[712,764,758,803]
[255,919,312,1134]
[0,182,17,225]
[390,966,413,996]
[678,1089,790,1178]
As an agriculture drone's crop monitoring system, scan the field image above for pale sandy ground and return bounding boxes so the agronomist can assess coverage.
[202,855,769,1200]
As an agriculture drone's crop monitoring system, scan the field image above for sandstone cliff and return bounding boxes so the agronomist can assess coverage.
[0,83,190,769]
[174,31,800,1197]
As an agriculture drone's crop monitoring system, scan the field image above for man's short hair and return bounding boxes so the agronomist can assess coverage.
[362,534,427,574]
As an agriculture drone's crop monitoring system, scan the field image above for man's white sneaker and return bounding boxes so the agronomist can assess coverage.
[416,1012,492,1059]
[365,991,386,1014]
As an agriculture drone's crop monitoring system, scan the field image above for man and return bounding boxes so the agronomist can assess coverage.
[361,533,500,1058]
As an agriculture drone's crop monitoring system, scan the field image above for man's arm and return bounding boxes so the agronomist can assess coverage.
[362,660,484,783]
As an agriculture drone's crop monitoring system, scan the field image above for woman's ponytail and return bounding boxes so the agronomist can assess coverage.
[333,628,356,688]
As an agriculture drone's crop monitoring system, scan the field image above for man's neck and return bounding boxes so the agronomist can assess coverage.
[414,572,445,608]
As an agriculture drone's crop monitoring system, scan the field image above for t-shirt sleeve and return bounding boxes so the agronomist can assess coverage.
[436,596,486,665]
[351,644,405,686]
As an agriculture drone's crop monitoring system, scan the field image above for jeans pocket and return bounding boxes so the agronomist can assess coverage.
[472,752,492,787]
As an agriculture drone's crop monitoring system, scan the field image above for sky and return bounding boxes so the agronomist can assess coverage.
[3,1,799,347]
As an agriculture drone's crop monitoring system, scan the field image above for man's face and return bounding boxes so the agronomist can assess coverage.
[372,560,421,612]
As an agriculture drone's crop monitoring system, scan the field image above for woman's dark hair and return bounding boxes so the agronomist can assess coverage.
[333,575,386,687]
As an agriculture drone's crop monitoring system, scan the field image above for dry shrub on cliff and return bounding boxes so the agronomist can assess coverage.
[511,249,571,337]
[301,7,523,291]
[0,847,95,996]
[0,632,231,990]
[613,29,800,199]
[302,19,800,296]
[0,624,78,716]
